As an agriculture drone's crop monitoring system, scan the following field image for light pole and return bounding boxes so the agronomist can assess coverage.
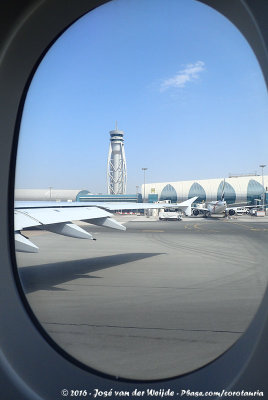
[141,168,148,202]
[259,164,266,210]
[49,186,53,201]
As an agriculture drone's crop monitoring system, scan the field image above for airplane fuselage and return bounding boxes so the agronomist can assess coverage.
[206,200,227,215]
[193,200,227,217]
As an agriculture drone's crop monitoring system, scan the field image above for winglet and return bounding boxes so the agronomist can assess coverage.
[176,196,198,216]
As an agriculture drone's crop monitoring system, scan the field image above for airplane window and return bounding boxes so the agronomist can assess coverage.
[14,0,268,381]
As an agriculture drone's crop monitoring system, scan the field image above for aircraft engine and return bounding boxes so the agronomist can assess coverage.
[228,209,236,216]
[193,209,200,216]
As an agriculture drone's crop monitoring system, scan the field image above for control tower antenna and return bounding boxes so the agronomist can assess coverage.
[107,124,127,195]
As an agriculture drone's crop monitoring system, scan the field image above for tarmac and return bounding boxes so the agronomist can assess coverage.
[16,215,268,380]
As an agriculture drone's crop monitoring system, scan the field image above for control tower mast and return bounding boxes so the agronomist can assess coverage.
[107,122,127,195]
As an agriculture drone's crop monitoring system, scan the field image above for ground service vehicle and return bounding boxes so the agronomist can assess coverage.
[159,209,182,221]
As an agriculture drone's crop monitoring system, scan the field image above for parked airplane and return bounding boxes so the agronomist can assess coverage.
[192,199,227,217]
[192,199,264,218]
[14,197,197,252]
[192,180,227,217]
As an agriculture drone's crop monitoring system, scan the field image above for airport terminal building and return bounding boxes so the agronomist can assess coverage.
[15,175,268,206]
[141,175,268,205]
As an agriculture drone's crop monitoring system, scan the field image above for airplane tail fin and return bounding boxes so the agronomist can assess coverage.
[221,179,226,201]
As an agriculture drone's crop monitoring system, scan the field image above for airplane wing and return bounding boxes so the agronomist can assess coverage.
[14,197,197,253]
[226,204,263,211]
[244,205,263,208]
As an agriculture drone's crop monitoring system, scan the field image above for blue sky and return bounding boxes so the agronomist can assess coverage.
[15,0,268,193]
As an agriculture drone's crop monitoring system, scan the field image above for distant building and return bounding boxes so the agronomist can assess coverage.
[15,188,84,202]
[142,175,268,205]
[76,191,142,203]
[15,189,142,203]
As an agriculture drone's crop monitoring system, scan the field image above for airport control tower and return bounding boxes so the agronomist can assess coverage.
[107,123,127,195]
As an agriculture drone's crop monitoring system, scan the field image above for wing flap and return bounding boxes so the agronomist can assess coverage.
[14,210,42,230]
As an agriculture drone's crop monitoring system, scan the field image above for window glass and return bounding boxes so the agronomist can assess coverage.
[217,180,236,204]
[188,182,206,202]
[247,179,264,204]
[160,184,178,203]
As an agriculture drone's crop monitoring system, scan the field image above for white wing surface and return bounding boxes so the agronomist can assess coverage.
[14,197,197,253]
[15,206,114,231]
